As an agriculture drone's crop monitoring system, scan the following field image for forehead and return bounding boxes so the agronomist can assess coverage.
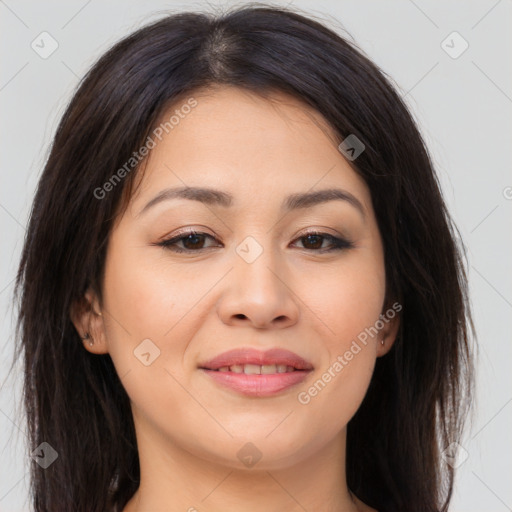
[125,85,370,215]
[164,85,339,156]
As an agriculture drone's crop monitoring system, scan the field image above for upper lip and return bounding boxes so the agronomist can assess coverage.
[199,348,314,371]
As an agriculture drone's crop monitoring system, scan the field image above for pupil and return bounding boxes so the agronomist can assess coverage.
[304,234,322,249]
[184,234,203,249]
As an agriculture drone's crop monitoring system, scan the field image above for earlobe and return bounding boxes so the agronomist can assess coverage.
[70,287,108,354]
[79,329,107,354]
[80,332,94,347]
[378,333,394,356]
[377,304,401,357]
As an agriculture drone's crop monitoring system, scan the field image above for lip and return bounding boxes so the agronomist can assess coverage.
[199,348,314,371]
[199,348,314,398]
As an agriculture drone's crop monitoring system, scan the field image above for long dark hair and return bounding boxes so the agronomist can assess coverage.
[11,4,474,511]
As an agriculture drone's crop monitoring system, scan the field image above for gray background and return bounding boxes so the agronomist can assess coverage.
[1,0,511,510]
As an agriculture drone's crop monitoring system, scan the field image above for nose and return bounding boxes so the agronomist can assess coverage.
[216,245,300,330]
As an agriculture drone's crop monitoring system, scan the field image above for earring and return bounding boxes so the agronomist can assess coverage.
[380,338,385,346]
[81,333,94,347]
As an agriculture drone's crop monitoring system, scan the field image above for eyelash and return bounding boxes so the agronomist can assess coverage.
[155,229,354,254]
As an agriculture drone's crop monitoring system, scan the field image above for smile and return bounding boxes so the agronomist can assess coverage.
[199,348,313,397]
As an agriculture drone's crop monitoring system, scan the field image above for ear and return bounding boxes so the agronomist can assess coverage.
[70,286,108,354]
[376,301,401,357]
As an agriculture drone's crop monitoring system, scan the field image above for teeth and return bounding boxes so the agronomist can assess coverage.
[216,364,296,374]
[244,364,261,375]
[261,364,277,374]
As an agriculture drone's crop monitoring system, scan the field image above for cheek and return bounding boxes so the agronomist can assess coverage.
[291,251,384,430]
[100,234,224,390]
[299,250,386,353]
[102,245,174,335]
[296,347,376,449]
[295,275,380,437]
[102,234,209,345]
[99,241,201,432]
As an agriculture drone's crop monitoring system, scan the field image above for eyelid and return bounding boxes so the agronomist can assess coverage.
[291,230,354,251]
[160,225,214,237]
[155,228,220,251]
[154,227,354,253]
[158,226,215,242]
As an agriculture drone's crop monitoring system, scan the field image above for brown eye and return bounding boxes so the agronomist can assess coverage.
[300,234,324,249]
[157,231,220,253]
[180,233,207,250]
[155,230,353,254]
[292,231,354,252]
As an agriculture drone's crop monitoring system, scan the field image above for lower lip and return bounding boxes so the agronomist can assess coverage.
[201,369,311,397]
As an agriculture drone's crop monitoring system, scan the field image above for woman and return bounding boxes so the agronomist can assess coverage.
[14,4,474,511]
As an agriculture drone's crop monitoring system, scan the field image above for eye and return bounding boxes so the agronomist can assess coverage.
[155,229,354,254]
[155,230,221,253]
[291,231,354,252]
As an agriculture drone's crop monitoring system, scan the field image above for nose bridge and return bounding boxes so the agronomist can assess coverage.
[216,234,299,328]
[235,234,283,294]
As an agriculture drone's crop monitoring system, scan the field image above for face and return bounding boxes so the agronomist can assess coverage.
[74,85,398,471]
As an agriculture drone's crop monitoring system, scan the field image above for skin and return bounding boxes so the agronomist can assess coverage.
[72,85,399,512]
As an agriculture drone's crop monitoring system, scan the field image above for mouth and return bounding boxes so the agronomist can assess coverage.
[208,363,302,374]
[198,348,314,397]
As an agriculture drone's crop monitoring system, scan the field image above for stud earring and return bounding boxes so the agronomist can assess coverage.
[380,338,385,346]
[81,333,94,347]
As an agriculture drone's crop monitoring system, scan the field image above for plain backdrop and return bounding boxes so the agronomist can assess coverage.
[1,1,511,510]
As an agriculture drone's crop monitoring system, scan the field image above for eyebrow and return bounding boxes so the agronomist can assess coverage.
[138,186,365,219]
